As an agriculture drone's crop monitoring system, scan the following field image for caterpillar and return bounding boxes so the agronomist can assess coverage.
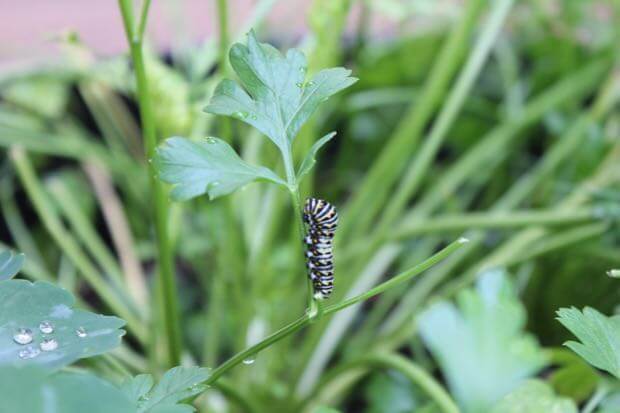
[303,197,338,299]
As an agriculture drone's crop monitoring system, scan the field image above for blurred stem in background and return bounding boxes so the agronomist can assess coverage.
[118,0,182,368]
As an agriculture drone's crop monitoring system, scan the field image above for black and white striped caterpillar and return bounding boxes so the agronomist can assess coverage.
[303,197,338,299]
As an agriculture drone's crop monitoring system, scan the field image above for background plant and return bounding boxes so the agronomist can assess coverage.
[1,0,620,412]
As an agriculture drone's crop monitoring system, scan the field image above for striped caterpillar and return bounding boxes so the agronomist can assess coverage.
[303,197,338,299]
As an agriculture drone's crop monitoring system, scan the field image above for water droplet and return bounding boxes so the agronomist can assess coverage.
[211,181,220,187]
[39,321,54,334]
[296,82,303,88]
[299,66,306,73]
[13,328,33,345]
[40,338,58,352]
[18,346,40,360]
[242,357,255,365]
[251,114,257,120]
[307,81,315,87]
[206,137,217,144]
[76,327,87,338]
[234,111,248,119]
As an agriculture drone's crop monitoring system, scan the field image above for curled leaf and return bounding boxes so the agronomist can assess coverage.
[297,132,336,180]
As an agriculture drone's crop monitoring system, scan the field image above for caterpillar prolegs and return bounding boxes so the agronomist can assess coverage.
[303,198,338,299]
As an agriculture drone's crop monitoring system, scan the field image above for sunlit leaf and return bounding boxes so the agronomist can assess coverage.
[0,279,125,370]
[418,269,547,413]
[154,136,285,201]
[557,306,620,378]
[0,249,25,281]
[121,366,210,412]
[205,30,356,156]
[296,132,336,180]
[490,380,577,413]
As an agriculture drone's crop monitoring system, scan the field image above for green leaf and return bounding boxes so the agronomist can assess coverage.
[0,279,125,370]
[490,380,577,413]
[557,306,620,378]
[418,269,547,413]
[0,249,25,281]
[205,30,356,156]
[296,132,336,180]
[154,136,285,201]
[0,366,135,413]
[121,366,210,412]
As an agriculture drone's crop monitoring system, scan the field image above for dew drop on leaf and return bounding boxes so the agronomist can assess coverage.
[307,81,315,87]
[39,321,54,334]
[40,338,58,352]
[211,182,220,187]
[206,137,217,144]
[250,114,257,120]
[242,357,255,365]
[233,111,248,119]
[13,328,33,345]
[296,82,303,88]
[76,327,87,338]
[299,66,306,73]
[18,346,40,359]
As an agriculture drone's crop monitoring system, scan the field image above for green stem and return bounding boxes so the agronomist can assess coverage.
[306,352,460,413]
[216,0,229,71]
[392,208,597,238]
[118,0,182,366]
[203,238,466,385]
[339,0,486,242]
[373,0,514,235]
[284,143,319,316]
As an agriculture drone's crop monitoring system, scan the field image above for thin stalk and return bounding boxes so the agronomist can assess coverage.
[46,179,128,295]
[303,353,460,413]
[203,238,466,385]
[339,0,486,242]
[369,0,514,238]
[118,0,182,366]
[83,162,149,310]
[391,208,596,238]
[283,142,319,316]
[216,0,229,71]
[504,222,610,267]
[10,147,147,342]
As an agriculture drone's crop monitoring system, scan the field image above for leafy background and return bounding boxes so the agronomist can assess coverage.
[1,0,620,412]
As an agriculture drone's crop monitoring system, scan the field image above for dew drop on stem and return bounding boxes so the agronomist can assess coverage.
[242,357,256,365]
[76,327,88,338]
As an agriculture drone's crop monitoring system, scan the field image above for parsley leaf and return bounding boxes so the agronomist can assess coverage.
[154,136,285,201]
[205,30,356,156]
[121,366,210,413]
[418,269,547,413]
[557,306,620,378]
